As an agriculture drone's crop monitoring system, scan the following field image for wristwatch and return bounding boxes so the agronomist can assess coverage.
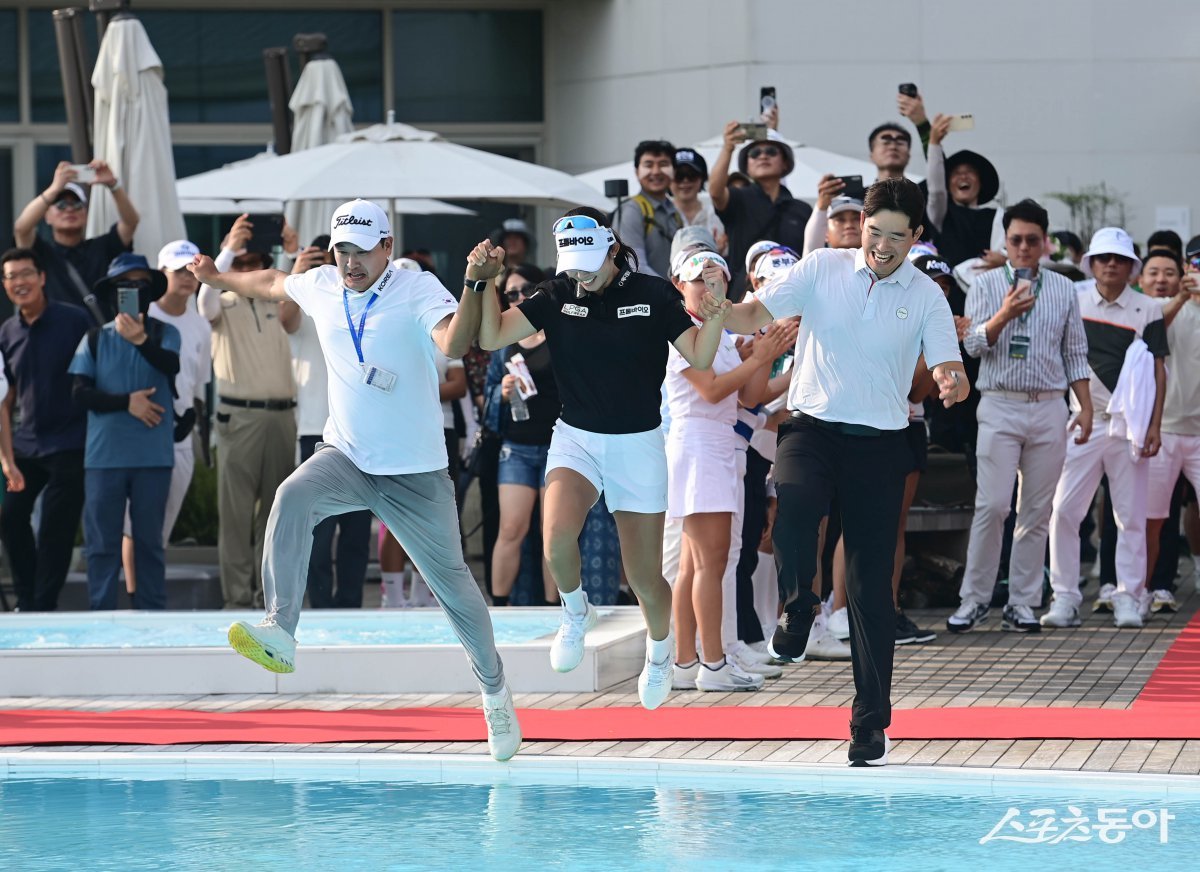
[464,278,488,294]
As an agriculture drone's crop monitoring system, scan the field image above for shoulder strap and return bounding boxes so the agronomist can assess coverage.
[60,259,107,326]
[87,325,100,359]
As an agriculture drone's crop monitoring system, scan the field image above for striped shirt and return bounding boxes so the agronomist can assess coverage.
[963,264,1089,392]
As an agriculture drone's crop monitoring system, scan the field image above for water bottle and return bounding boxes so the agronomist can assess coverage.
[510,391,530,422]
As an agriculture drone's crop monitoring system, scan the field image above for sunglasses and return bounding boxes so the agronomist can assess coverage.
[52,199,85,211]
[674,171,702,183]
[504,288,529,303]
[1006,234,1043,250]
[553,214,602,234]
[747,146,781,160]
[1091,252,1132,265]
[875,134,910,147]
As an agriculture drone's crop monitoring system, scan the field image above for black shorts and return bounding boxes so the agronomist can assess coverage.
[905,421,928,474]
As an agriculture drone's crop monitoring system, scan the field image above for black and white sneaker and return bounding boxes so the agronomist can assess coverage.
[895,609,936,645]
[1001,603,1041,633]
[767,604,817,663]
[946,600,989,633]
[847,725,890,767]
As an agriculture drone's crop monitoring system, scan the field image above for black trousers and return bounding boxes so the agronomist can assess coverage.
[0,450,86,611]
[773,419,908,731]
[733,446,772,644]
[299,436,372,609]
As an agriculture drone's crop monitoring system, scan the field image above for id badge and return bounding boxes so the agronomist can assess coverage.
[361,364,397,393]
[1008,334,1030,360]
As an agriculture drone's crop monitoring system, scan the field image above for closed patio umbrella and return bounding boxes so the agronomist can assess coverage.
[285,57,355,246]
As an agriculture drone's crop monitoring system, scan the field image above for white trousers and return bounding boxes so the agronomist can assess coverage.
[1147,432,1200,519]
[1049,431,1149,607]
[959,395,1068,607]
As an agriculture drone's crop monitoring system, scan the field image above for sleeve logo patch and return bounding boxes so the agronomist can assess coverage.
[561,303,589,317]
[617,304,651,318]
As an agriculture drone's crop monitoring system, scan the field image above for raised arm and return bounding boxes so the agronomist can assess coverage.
[709,121,747,213]
[478,260,536,352]
[925,115,952,233]
[187,255,290,302]
[91,161,139,246]
[432,239,502,359]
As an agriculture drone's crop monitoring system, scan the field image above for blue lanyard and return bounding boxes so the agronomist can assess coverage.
[342,290,379,365]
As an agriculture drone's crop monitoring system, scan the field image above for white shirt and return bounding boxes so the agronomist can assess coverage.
[289,312,329,437]
[754,247,961,431]
[1160,298,1200,435]
[148,298,212,417]
[435,350,464,430]
[664,323,742,426]
[283,263,458,475]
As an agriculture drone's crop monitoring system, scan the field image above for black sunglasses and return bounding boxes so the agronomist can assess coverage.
[504,289,529,303]
[1091,252,1132,265]
[747,146,781,160]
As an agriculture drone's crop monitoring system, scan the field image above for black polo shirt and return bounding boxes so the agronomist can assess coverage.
[717,184,812,294]
[518,270,694,434]
[0,301,91,458]
[32,224,130,318]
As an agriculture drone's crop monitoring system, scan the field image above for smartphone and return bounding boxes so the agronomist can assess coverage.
[948,114,975,132]
[738,122,768,142]
[1013,267,1034,300]
[835,175,866,201]
[69,163,97,184]
[759,86,776,116]
[116,284,140,317]
[898,83,919,98]
[244,213,284,254]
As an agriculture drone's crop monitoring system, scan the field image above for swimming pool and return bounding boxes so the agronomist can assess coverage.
[1,754,1196,871]
[0,609,647,696]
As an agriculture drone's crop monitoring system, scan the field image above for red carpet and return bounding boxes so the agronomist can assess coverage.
[3,612,1199,747]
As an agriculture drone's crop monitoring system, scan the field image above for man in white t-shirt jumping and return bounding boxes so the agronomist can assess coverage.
[188,199,520,761]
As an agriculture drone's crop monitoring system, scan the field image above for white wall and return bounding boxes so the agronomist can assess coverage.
[544,0,1200,243]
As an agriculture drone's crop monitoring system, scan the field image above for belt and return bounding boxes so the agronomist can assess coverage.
[219,396,296,411]
[791,412,886,438]
[983,389,1064,403]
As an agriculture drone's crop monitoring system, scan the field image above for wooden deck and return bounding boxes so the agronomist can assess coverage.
[2,579,1197,775]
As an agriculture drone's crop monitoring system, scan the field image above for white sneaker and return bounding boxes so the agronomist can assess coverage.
[1150,590,1178,614]
[549,596,598,673]
[727,641,783,678]
[227,619,296,674]
[380,577,409,609]
[804,615,852,661]
[694,657,763,692]
[638,633,674,710]
[946,600,989,633]
[827,606,850,641]
[1039,598,1082,628]
[1112,592,1144,629]
[481,685,522,762]
[1093,583,1117,613]
[409,574,437,607]
[672,661,699,690]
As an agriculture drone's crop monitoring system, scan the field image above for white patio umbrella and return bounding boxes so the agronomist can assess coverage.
[86,16,186,258]
[179,196,475,217]
[175,114,612,210]
[284,57,355,246]
[574,133,887,202]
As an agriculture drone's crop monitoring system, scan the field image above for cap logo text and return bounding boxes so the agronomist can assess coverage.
[335,215,373,228]
[558,236,594,248]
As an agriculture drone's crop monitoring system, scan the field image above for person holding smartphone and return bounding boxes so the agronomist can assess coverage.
[925,114,1004,271]
[479,207,731,711]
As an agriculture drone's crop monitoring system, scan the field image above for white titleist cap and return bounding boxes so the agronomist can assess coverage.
[157,240,200,271]
[329,199,391,251]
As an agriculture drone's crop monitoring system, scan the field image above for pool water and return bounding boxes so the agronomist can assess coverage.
[0,610,577,650]
[0,769,1195,872]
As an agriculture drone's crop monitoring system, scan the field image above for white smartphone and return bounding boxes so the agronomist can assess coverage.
[947,114,975,132]
[68,163,97,184]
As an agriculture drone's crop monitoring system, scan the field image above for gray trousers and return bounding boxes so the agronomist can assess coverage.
[262,444,505,694]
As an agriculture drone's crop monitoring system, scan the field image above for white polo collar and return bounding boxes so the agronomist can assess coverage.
[1090,284,1134,309]
[853,248,917,288]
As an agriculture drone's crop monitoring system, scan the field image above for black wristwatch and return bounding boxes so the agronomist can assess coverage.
[464,277,488,294]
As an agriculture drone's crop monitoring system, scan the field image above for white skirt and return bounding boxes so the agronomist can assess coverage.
[666,418,741,519]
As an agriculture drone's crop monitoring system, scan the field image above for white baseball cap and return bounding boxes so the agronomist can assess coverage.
[828,196,864,219]
[553,214,615,274]
[157,239,200,271]
[1081,227,1142,279]
[677,250,731,282]
[753,247,799,281]
[329,199,391,251]
[744,239,780,276]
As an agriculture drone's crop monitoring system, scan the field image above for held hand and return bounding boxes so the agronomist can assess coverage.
[929,113,952,146]
[223,213,253,252]
[815,173,845,211]
[1183,274,1200,295]
[1,462,24,493]
[722,120,747,151]
[89,160,116,188]
[701,263,728,300]
[188,254,219,285]
[698,292,732,323]
[896,92,928,126]
[128,387,165,428]
[114,313,146,346]
[465,239,505,281]
[500,374,517,401]
[933,366,966,408]
[997,283,1035,321]
[1068,407,1093,445]
[762,104,780,130]
[953,315,972,342]
[292,246,325,275]
[48,161,76,198]
[1143,426,1162,458]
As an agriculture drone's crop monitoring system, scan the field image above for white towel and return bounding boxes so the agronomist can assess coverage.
[1106,337,1156,461]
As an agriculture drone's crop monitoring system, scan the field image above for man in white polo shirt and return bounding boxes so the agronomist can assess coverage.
[717,178,967,767]
[188,199,521,762]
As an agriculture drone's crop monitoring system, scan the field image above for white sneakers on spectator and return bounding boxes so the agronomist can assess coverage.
[638,632,675,710]
[804,613,852,661]
[549,594,598,673]
[1092,583,1117,613]
[1001,604,1041,633]
[947,600,989,633]
[1039,598,1082,628]
[726,640,783,678]
[672,660,700,690]
[694,657,763,692]
[1150,590,1178,613]
[828,606,850,641]
[1112,592,1144,628]
[227,619,296,674]
[481,685,522,761]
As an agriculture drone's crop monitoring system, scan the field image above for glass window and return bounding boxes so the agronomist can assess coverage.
[0,11,18,122]
[30,10,383,124]
[392,11,542,123]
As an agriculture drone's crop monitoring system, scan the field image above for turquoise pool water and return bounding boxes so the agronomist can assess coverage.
[0,765,1195,871]
[0,610,576,649]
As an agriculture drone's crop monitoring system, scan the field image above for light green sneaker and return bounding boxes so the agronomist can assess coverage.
[228,619,296,674]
